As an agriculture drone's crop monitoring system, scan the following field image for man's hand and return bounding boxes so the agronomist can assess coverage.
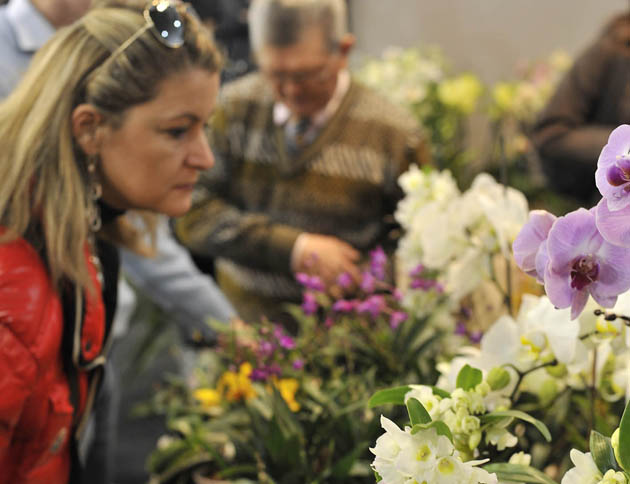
[292,233,361,289]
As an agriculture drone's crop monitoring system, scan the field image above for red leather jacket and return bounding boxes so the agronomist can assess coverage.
[0,236,106,484]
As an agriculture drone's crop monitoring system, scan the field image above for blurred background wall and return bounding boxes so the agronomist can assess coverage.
[349,0,627,82]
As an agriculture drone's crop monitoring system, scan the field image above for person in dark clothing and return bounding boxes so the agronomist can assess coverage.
[532,12,630,206]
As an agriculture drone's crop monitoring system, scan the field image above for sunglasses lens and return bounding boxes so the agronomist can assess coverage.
[148,1,184,48]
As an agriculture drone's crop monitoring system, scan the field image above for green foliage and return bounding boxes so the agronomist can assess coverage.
[483,463,558,484]
[589,430,619,474]
[618,400,630,472]
[481,410,551,442]
[456,364,483,390]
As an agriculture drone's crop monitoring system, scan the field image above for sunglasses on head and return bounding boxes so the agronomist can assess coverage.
[103,0,185,65]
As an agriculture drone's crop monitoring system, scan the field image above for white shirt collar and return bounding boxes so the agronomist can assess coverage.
[7,0,55,53]
[273,69,351,127]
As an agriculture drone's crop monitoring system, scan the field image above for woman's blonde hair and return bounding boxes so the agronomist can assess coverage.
[0,1,222,291]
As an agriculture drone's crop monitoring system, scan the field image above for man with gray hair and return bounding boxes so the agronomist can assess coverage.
[176,0,431,322]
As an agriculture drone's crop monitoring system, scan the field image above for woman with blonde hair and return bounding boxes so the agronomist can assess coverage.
[0,1,221,482]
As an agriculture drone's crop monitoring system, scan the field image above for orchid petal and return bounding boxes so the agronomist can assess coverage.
[570,290,590,320]
[595,124,630,200]
[547,208,599,270]
[513,210,556,276]
[534,240,550,284]
[544,265,573,309]
[596,198,630,247]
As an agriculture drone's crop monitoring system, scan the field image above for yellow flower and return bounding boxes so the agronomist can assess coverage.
[437,73,483,114]
[273,378,301,412]
[491,82,517,117]
[217,362,257,402]
[193,388,222,408]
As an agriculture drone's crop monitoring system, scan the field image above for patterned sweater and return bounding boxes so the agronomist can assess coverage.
[175,72,430,317]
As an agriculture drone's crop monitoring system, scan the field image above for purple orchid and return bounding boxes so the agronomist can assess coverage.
[595,124,630,211]
[513,210,556,282]
[593,125,630,246]
[301,292,319,315]
[543,208,630,319]
[357,294,385,318]
[332,299,358,313]
[250,367,270,381]
[360,271,376,293]
[337,272,353,289]
[369,246,387,280]
[295,272,325,292]
[257,340,276,358]
[389,311,408,329]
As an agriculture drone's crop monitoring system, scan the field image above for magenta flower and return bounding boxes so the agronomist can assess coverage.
[357,295,385,318]
[295,272,325,292]
[292,359,304,370]
[301,292,319,315]
[594,124,630,211]
[389,311,408,329]
[543,208,630,319]
[279,335,296,350]
[360,271,376,293]
[250,367,270,381]
[513,210,556,282]
[369,246,387,280]
[332,299,357,313]
[337,272,353,289]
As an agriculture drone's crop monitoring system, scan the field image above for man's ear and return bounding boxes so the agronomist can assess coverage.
[71,104,104,156]
[338,33,355,57]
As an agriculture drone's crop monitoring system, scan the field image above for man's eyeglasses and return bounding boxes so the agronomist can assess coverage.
[264,57,338,85]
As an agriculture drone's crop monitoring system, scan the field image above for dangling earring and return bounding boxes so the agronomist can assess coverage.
[86,154,102,232]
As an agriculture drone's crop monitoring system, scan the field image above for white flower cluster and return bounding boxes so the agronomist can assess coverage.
[355,46,445,110]
[396,167,529,314]
[561,448,628,484]
[403,384,515,461]
[370,416,498,484]
[439,292,630,405]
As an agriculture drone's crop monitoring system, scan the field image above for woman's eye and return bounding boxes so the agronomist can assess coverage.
[166,127,189,138]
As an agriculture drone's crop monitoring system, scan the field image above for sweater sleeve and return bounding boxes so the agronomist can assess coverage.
[174,106,302,275]
[531,38,617,202]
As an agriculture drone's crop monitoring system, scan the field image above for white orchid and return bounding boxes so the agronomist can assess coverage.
[560,450,601,484]
[370,416,497,484]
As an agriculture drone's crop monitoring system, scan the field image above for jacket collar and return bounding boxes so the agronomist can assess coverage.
[6,0,55,53]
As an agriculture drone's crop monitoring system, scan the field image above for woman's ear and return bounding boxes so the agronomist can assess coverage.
[71,104,104,156]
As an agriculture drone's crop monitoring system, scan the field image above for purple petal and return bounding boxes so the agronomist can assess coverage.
[589,243,630,303]
[337,272,353,289]
[570,289,590,320]
[361,271,376,293]
[513,210,556,276]
[596,198,630,247]
[544,265,573,309]
[389,311,408,329]
[546,208,600,270]
[534,241,550,284]
[595,125,630,203]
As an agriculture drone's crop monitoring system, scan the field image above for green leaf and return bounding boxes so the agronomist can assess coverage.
[589,430,619,474]
[374,470,382,482]
[481,410,551,442]
[431,386,451,398]
[456,364,482,390]
[406,398,431,425]
[618,399,630,471]
[368,386,411,407]
[483,463,558,484]
[331,442,370,479]
[410,421,453,443]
